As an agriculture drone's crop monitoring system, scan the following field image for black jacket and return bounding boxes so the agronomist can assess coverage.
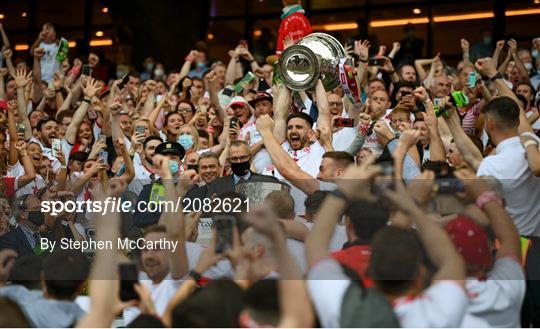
[0,226,56,256]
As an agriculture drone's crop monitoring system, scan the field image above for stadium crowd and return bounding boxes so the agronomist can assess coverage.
[0,0,539,327]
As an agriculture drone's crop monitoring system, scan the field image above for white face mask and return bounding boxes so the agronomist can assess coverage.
[532,50,539,59]
[524,62,534,72]
[154,68,164,77]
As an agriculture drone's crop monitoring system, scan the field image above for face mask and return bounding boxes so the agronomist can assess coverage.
[169,161,179,176]
[483,36,492,45]
[178,134,194,150]
[154,68,164,77]
[27,210,45,227]
[524,62,533,72]
[532,50,539,59]
[196,61,206,69]
[230,160,250,176]
[116,70,125,78]
[146,63,155,72]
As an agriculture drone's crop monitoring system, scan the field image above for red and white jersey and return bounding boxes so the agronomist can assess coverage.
[128,153,158,195]
[8,161,46,197]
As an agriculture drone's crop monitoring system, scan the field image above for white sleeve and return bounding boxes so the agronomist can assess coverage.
[307,258,351,328]
[397,281,468,328]
[485,257,526,310]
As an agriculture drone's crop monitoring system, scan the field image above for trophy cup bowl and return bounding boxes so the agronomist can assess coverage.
[235,181,291,204]
[279,32,346,91]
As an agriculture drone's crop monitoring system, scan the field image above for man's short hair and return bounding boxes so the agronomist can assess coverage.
[368,78,386,87]
[197,129,210,140]
[198,151,219,163]
[514,81,536,95]
[286,112,314,128]
[264,191,295,220]
[481,96,520,130]
[8,254,43,289]
[36,118,58,131]
[143,136,163,148]
[43,250,90,300]
[56,109,75,123]
[322,151,354,169]
[143,224,167,237]
[230,140,250,150]
[304,190,329,217]
[243,280,279,327]
[369,226,422,295]
[346,201,389,242]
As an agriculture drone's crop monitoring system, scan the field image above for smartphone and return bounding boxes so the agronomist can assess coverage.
[98,134,107,143]
[368,58,385,67]
[334,117,355,128]
[214,215,236,254]
[99,150,108,163]
[222,87,234,97]
[119,264,140,302]
[467,71,477,88]
[82,64,92,76]
[230,116,243,129]
[435,178,465,194]
[16,123,26,134]
[51,139,62,157]
[135,125,145,135]
[118,73,130,90]
[373,161,394,197]
[187,164,199,173]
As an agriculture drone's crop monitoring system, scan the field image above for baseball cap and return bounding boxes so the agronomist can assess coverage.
[248,91,273,107]
[155,142,185,159]
[229,96,247,108]
[444,214,493,270]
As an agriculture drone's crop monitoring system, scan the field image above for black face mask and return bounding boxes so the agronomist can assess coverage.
[187,164,199,173]
[230,160,250,177]
[27,210,45,227]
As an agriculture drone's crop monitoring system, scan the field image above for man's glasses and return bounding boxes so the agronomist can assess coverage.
[329,102,343,107]
[229,155,250,163]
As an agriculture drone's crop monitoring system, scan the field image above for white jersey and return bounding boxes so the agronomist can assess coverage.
[262,140,326,215]
[128,153,156,195]
[38,41,60,83]
[332,127,357,151]
[8,161,46,197]
[31,137,72,173]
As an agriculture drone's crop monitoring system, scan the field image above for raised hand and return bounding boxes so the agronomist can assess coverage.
[460,38,470,51]
[3,48,12,59]
[475,57,498,78]
[12,69,32,88]
[380,57,395,73]
[255,114,275,134]
[507,39,517,56]
[0,68,8,77]
[152,154,172,179]
[412,86,429,103]
[397,129,421,149]
[392,42,401,53]
[82,77,101,99]
[496,40,505,51]
[33,47,45,59]
[336,154,379,201]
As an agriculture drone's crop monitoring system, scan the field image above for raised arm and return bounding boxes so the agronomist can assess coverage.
[508,39,531,83]
[257,115,321,195]
[244,207,314,328]
[414,58,433,82]
[315,79,331,130]
[455,170,521,261]
[77,180,126,328]
[461,39,471,67]
[179,50,197,80]
[2,49,15,77]
[521,134,540,176]
[414,87,446,161]
[13,141,36,188]
[153,155,189,280]
[384,181,466,283]
[141,80,156,117]
[205,71,225,121]
[12,69,32,141]
[65,78,99,144]
[225,48,239,85]
[492,40,505,68]
[32,48,45,103]
[272,85,291,143]
[0,24,10,51]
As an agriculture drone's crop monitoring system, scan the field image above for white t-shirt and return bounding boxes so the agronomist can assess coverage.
[477,136,540,237]
[332,127,357,151]
[393,281,469,327]
[286,238,308,274]
[123,274,184,325]
[8,161,46,197]
[128,153,156,195]
[38,41,60,83]
[463,257,525,328]
[302,221,347,252]
[31,137,72,173]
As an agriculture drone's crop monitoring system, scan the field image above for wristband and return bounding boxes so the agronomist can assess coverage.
[249,59,255,64]
[358,58,368,63]
[188,270,202,281]
[60,165,67,170]
[82,98,91,104]
[523,140,539,148]
[489,72,503,82]
[475,191,502,210]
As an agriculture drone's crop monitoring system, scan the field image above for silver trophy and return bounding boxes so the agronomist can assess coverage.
[279,32,347,91]
[235,181,291,204]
